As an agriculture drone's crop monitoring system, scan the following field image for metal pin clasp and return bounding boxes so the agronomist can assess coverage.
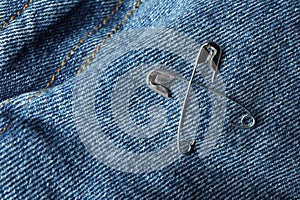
[196,41,222,82]
[146,69,175,98]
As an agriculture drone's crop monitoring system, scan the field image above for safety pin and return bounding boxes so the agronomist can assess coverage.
[146,42,256,156]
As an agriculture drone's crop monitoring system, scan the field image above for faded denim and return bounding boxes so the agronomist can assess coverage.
[0,0,299,199]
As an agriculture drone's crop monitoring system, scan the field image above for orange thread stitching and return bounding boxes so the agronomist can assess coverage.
[36,0,140,101]
[0,98,10,134]
[22,0,126,105]
[0,0,33,31]
[0,124,9,134]
[0,0,141,134]
[0,0,141,129]
[1,98,11,108]
[77,0,141,75]
[45,0,124,88]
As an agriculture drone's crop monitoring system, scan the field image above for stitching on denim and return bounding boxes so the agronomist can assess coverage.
[0,0,33,31]
[77,0,142,74]
[0,0,142,134]
[0,0,124,107]
[1,98,11,108]
[0,98,11,134]
[45,0,124,88]
[27,89,48,104]
[0,124,9,134]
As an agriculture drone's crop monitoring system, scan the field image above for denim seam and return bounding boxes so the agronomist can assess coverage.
[45,0,124,88]
[1,98,11,107]
[0,0,33,31]
[77,0,142,74]
[0,124,9,134]
[0,0,143,135]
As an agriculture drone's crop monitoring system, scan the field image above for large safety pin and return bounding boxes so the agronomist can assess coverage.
[146,42,256,156]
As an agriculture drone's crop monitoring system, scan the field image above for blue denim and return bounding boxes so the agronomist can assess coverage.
[0,0,299,199]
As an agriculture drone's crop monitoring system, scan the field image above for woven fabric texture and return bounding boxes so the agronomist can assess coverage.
[0,0,299,199]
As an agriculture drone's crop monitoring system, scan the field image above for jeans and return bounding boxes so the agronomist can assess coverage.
[0,0,299,199]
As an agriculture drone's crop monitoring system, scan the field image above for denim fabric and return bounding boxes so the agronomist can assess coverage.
[0,0,299,199]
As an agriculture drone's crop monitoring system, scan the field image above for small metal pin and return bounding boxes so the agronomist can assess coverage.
[146,42,255,156]
[177,41,222,155]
